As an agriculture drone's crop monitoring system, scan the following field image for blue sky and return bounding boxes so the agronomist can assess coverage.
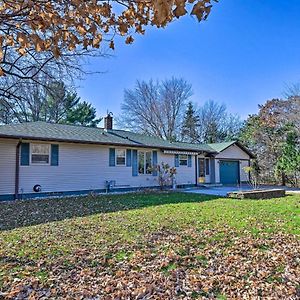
[76,0,300,122]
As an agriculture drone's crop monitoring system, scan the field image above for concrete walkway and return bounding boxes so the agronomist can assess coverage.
[184,185,300,197]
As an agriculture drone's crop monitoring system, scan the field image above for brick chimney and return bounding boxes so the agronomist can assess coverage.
[104,113,113,130]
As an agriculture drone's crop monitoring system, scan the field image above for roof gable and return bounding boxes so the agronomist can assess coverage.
[208,141,255,159]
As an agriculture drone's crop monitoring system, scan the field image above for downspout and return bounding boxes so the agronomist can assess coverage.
[15,140,21,200]
[248,159,251,183]
[195,155,198,186]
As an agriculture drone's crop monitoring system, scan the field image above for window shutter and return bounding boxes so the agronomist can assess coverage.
[51,144,59,166]
[174,154,179,167]
[205,159,210,175]
[20,143,30,166]
[109,148,115,166]
[132,150,138,176]
[126,149,132,167]
[188,155,192,167]
[152,150,158,176]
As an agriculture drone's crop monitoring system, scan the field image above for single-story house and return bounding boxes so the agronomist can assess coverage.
[0,115,254,201]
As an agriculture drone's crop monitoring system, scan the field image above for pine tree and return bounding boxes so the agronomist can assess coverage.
[181,102,200,143]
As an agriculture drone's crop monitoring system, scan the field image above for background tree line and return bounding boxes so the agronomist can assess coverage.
[119,78,300,187]
[239,86,300,187]
[0,80,101,127]
[1,70,299,187]
[119,77,243,143]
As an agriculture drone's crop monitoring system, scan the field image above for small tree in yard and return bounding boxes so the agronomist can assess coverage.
[243,160,260,190]
[155,163,177,190]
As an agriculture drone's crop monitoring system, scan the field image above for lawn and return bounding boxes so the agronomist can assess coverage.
[0,192,299,299]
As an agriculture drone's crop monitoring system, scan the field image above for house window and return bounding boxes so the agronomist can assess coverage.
[31,144,50,165]
[116,149,126,166]
[138,151,152,174]
[205,158,210,175]
[179,154,188,166]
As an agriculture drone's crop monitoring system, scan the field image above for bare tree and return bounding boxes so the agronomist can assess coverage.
[0,79,101,126]
[282,84,300,134]
[283,83,300,98]
[197,100,243,143]
[0,44,106,124]
[119,78,192,141]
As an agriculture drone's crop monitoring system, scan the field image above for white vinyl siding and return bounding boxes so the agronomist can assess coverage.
[216,144,250,160]
[159,153,195,186]
[0,140,197,197]
[0,138,252,198]
[17,143,197,194]
[0,139,18,195]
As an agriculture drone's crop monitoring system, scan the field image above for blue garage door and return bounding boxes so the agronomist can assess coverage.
[220,160,240,184]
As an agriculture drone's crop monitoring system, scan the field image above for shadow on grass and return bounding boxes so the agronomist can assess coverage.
[0,191,219,231]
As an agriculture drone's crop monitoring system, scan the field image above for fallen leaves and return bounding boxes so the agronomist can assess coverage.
[1,228,299,299]
[0,192,299,299]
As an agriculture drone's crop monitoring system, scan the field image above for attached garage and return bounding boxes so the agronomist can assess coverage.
[206,141,255,185]
[219,160,240,185]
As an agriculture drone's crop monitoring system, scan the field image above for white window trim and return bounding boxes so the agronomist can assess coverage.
[179,154,188,166]
[115,149,126,166]
[138,150,153,175]
[30,143,51,166]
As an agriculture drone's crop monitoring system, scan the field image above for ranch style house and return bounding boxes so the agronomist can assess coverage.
[0,115,254,201]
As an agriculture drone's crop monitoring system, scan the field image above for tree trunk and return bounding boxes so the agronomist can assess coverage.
[281,173,286,186]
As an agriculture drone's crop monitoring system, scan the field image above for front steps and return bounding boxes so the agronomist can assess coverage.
[198,183,223,188]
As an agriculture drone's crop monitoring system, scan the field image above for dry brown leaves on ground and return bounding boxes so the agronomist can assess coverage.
[1,228,299,299]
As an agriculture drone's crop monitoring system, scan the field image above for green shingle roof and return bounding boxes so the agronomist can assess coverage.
[0,122,135,146]
[109,130,213,152]
[207,141,237,153]
[0,122,215,153]
[0,122,253,157]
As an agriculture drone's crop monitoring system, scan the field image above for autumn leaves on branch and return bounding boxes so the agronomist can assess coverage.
[0,0,217,75]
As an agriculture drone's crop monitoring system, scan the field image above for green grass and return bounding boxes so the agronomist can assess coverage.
[0,192,299,298]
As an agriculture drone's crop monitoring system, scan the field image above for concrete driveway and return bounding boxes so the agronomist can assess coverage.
[184,185,300,197]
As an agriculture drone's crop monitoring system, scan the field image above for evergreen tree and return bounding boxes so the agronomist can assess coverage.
[28,81,101,127]
[276,129,300,186]
[66,101,101,127]
[181,102,200,143]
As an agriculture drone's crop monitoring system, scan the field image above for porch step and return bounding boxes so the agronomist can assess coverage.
[198,184,223,188]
